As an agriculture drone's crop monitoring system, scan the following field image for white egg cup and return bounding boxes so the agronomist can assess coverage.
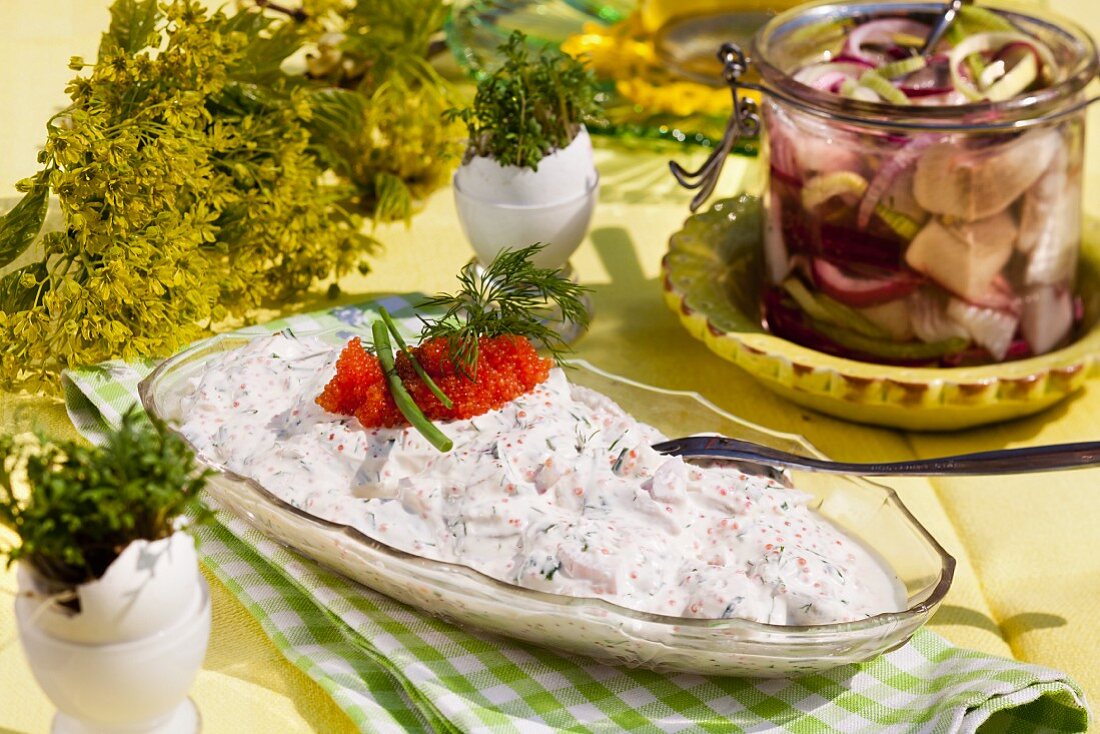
[15,533,210,734]
[453,127,599,341]
[454,174,599,270]
[453,126,599,268]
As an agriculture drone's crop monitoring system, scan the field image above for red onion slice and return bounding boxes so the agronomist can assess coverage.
[811,258,922,308]
[793,61,875,91]
[856,134,945,230]
[995,41,1042,69]
[843,19,931,65]
[949,31,1055,101]
[828,55,877,68]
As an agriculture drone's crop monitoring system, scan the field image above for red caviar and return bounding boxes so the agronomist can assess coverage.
[316,335,551,426]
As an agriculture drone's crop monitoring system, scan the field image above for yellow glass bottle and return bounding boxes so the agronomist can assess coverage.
[640,0,808,35]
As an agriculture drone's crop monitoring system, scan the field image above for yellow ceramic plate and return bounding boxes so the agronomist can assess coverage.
[661,194,1100,431]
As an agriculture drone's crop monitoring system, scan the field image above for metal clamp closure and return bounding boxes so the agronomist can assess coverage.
[669,43,761,212]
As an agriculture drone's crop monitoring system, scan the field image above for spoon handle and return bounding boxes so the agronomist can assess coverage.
[920,0,968,56]
[650,436,1100,476]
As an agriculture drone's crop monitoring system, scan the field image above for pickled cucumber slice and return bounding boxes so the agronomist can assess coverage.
[801,171,869,211]
[781,278,889,339]
[953,5,1016,35]
[892,32,927,48]
[810,317,969,360]
[874,205,921,240]
[859,70,911,104]
[877,55,927,80]
[838,78,881,103]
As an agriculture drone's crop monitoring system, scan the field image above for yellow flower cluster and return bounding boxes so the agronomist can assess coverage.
[0,0,371,392]
[560,13,757,118]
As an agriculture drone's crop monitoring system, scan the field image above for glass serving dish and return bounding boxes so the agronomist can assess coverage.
[750,0,1099,367]
[139,333,954,677]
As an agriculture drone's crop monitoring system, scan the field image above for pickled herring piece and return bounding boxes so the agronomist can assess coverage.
[946,299,1018,361]
[967,275,1022,315]
[913,130,1059,221]
[1021,286,1074,354]
[904,211,1016,301]
[858,299,914,341]
[763,182,792,284]
[909,289,969,344]
[1019,149,1080,285]
[1024,184,1080,286]
[1017,149,1068,255]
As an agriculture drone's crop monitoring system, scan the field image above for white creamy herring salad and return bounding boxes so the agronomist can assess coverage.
[176,333,905,625]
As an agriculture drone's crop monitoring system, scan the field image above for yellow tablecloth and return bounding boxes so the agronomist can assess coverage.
[1,1,1098,731]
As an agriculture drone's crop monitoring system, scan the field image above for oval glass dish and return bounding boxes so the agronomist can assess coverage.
[139,333,953,677]
[663,194,1100,430]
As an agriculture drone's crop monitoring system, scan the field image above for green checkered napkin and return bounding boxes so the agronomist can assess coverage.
[62,296,1090,734]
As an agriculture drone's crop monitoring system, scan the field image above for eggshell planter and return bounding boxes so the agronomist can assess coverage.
[453,126,599,269]
[15,532,210,734]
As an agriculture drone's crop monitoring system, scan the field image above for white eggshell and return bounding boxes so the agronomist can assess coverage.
[455,126,596,206]
[19,531,201,645]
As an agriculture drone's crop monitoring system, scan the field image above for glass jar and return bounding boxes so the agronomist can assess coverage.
[749,1,1098,365]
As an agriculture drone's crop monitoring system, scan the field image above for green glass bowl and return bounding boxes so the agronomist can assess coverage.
[662,195,1100,431]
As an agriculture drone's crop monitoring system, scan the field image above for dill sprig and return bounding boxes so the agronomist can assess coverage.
[418,244,591,376]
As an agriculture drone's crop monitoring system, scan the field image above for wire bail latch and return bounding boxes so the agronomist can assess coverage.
[669,43,761,211]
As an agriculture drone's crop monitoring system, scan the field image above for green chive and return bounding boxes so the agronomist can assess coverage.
[372,321,453,452]
[378,307,453,409]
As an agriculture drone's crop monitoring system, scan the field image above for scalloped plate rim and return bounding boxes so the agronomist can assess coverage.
[662,194,1100,429]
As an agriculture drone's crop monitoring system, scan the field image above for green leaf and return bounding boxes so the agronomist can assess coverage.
[225,14,303,84]
[304,88,367,174]
[0,262,48,312]
[102,0,159,56]
[370,172,411,224]
[209,81,284,117]
[307,88,366,144]
[221,7,273,39]
[0,183,48,269]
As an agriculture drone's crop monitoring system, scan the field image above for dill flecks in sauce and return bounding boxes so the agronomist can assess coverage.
[176,333,905,624]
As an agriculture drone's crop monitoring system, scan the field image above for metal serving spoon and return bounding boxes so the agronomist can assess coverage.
[919,0,970,56]
[651,435,1100,476]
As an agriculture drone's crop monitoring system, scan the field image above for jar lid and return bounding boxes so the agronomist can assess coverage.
[751,0,1099,131]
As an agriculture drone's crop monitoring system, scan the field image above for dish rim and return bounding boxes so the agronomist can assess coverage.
[139,333,955,636]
